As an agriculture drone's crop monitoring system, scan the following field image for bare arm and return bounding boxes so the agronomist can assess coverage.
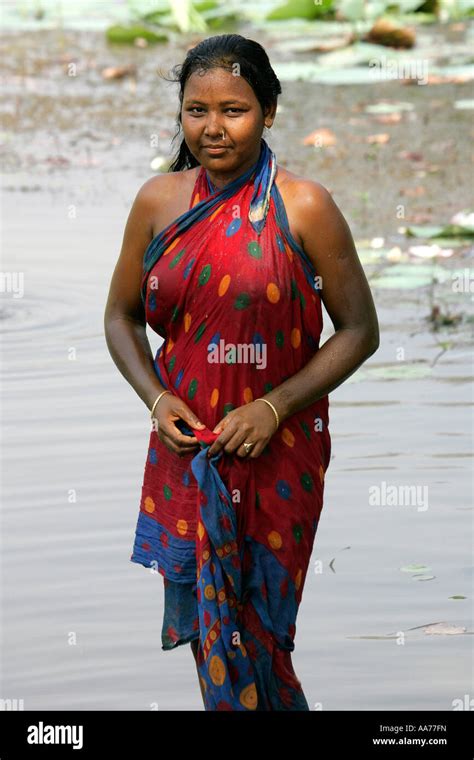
[103,177,164,411]
[264,180,380,423]
[104,177,205,454]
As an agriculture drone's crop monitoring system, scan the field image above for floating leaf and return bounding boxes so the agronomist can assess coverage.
[424,623,467,635]
[101,64,137,80]
[365,17,416,49]
[365,132,390,143]
[406,213,474,239]
[408,245,454,258]
[400,564,431,573]
[371,263,445,290]
[200,7,239,27]
[195,0,220,10]
[170,0,208,32]
[451,210,474,229]
[418,237,468,248]
[389,0,429,11]
[346,634,398,639]
[454,99,474,109]
[303,128,337,147]
[449,595,467,600]
[275,34,354,54]
[267,0,332,20]
[364,101,415,114]
[367,364,432,380]
[357,246,398,263]
[105,24,168,44]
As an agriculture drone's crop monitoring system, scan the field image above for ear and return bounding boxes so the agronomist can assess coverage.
[263,101,277,129]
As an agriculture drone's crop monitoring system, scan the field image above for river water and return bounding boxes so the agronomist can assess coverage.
[1,23,473,710]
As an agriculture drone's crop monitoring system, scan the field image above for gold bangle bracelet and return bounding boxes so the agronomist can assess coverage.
[150,389,172,419]
[254,397,280,432]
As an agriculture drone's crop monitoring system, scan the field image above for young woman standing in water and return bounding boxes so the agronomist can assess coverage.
[104,34,379,711]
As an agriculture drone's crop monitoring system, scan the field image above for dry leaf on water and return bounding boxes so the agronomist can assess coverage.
[101,65,137,80]
[302,128,337,147]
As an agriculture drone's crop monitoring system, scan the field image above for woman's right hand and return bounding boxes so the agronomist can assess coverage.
[152,393,206,457]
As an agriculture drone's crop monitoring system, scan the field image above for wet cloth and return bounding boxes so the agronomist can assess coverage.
[130,138,331,710]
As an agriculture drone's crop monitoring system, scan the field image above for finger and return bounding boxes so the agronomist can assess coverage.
[236,437,259,458]
[159,436,181,456]
[224,430,250,456]
[178,407,206,431]
[207,425,236,457]
[212,410,238,435]
[174,430,199,445]
[171,437,201,453]
[159,430,199,456]
[212,419,225,434]
[166,439,199,457]
[163,421,199,445]
[248,441,265,459]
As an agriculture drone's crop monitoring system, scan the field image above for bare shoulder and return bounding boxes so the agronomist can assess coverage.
[135,167,198,207]
[276,165,334,214]
[132,167,200,237]
[276,165,341,250]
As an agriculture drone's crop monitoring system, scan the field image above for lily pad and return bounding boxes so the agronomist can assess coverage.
[400,564,431,573]
[336,0,395,21]
[357,246,396,263]
[406,224,474,238]
[201,7,239,27]
[105,24,168,44]
[413,237,468,248]
[266,0,332,20]
[274,35,353,54]
[371,262,446,289]
[364,101,415,114]
[367,364,432,380]
[454,99,474,109]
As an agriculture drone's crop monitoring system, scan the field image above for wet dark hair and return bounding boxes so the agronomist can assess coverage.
[163,34,282,172]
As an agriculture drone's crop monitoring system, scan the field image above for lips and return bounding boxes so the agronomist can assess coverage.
[202,145,228,154]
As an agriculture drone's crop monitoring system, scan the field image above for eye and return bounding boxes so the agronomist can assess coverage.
[186,107,245,115]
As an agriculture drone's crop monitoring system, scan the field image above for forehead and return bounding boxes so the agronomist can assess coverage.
[183,67,256,102]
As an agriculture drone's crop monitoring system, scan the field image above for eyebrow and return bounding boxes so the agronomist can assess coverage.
[183,99,250,106]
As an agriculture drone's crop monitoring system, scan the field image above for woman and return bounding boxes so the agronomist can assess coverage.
[104,34,379,711]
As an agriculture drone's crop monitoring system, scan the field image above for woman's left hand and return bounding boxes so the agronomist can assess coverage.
[207,400,279,459]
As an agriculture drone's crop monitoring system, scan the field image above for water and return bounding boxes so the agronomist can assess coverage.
[1,25,473,711]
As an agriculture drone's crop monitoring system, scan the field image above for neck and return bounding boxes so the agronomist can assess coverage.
[205,141,263,191]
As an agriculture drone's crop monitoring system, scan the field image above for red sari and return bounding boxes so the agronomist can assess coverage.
[130,139,331,710]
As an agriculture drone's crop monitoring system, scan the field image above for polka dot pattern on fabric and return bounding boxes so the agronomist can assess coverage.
[130,138,331,712]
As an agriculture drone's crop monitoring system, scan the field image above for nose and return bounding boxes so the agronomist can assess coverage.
[203,113,224,138]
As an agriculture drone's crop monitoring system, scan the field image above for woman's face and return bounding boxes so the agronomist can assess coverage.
[181,67,275,178]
